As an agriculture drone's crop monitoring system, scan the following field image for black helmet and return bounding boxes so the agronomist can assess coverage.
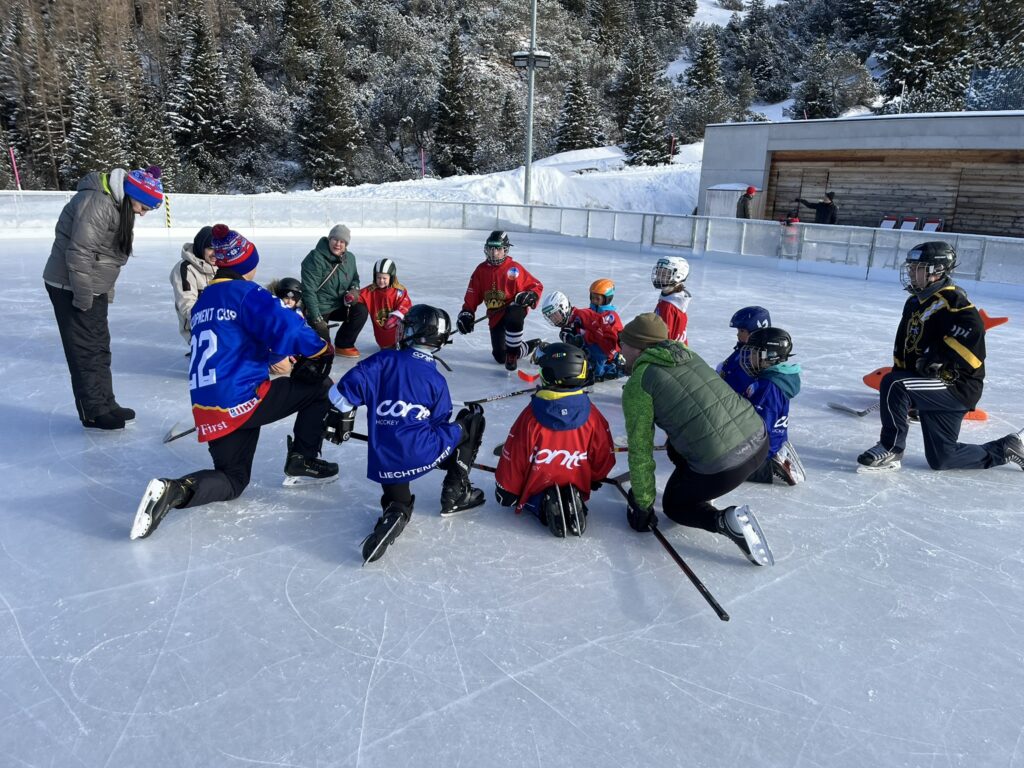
[537,343,590,390]
[274,277,303,302]
[484,230,511,264]
[740,327,793,376]
[902,241,957,292]
[399,304,453,351]
[373,258,398,287]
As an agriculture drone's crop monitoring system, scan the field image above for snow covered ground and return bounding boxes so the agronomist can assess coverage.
[4,225,1024,768]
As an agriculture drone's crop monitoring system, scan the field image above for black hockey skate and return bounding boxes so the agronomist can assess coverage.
[539,485,587,537]
[439,476,485,517]
[131,478,189,540]
[717,505,773,566]
[771,442,805,485]
[283,436,339,487]
[856,443,903,473]
[362,501,413,564]
[504,338,542,371]
[1003,431,1024,470]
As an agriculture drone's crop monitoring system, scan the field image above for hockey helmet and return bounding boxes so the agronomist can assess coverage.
[541,290,573,327]
[739,327,793,375]
[589,278,615,307]
[901,241,957,293]
[274,277,303,303]
[651,256,690,289]
[484,230,512,264]
[399,304,453,351]
[537,342,589,390]
[729,306,771,332]
[373,258,398,287]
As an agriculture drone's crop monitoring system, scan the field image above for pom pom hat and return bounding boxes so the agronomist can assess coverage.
[211,224,260,275]
[123,166,164,209]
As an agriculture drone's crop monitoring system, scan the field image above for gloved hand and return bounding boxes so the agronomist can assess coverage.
[915,356,944,378]
[384,312,402,330]
[626,489,657,532]
[494,484,518,507]
[343,291,358,306]
[513,290,539,308]
[560,326,585,348]
[291,349,334,384]
[323,406,355,444]
[311,316,330,342]
[590,478,604,491]
[457,310,475,335]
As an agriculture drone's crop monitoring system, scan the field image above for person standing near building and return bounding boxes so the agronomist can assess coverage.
[794,191,838,224]
[301,224,368,357]
[44,165,163,431]
[736,186,756,219]
[857,242,1024,473]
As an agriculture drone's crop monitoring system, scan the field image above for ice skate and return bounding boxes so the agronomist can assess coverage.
[283,436,338,486]
[856,443,903,473]
[717,505,773,566]
[131,478,188,540]
[361,502,412,564]
[1003,430,1024,470]
[439,476,485,517]
[504,338,541,371]
[771,442,805,485]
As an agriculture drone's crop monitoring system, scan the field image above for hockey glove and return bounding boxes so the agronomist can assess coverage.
[457,310,475,335]
[384,312,402,330]
[626,489,657,532]
[494,484,519,507]
[311,317,331,342]
[560,326,585,348]
[343,290,358,306]
[513,290,539,308]
[915,356,944,378]
[323,406,355,444]
[291,350,334,384]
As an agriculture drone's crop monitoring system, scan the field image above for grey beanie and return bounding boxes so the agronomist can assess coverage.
[329,224,351,244]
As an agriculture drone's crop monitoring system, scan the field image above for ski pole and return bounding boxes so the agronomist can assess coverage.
[603,473,730,622]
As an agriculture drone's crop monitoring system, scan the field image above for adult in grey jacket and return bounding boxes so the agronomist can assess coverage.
[170,226,217,345]
[43,166,163,430]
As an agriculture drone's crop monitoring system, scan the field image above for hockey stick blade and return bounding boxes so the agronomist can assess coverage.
[164,423,197,443]
[828,401,880,417]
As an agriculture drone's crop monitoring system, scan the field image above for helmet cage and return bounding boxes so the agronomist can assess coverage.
[541,291,572,327]
[651,257,689,289]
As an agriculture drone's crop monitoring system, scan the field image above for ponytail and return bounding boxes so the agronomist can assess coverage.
[117,195,136,256]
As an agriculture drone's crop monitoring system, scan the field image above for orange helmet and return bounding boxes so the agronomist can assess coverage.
[589,278,615,307]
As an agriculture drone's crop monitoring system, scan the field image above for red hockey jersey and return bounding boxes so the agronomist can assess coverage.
[358,282,413,348]
[655,290,691,344]
[495,390,615,511]
[461,259,543,329]
[571,306,623,359]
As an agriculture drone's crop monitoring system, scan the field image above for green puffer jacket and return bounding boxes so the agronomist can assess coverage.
[622,341,766,508]
[299,237,360,320]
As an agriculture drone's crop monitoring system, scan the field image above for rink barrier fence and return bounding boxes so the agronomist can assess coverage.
[3,191,1022,289]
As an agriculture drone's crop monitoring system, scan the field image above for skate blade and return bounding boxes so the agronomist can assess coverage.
[439,497,485,518]
[130,479,165,540]
[735,506,774,566]
[856,460,901,474]
[282,474,338,487]
[361,517,404,565]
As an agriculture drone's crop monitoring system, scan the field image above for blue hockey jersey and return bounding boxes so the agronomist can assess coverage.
[741,362,801,457]
[330,348,462,483]
[189,276,327,441]
[717,346,755,394]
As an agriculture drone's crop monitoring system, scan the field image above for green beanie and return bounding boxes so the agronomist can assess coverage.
[620,312,668,350]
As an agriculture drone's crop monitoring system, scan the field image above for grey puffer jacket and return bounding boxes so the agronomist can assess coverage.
[43,169,131,311]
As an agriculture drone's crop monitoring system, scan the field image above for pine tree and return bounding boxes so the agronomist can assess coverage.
[63,45,128,183]
[432,28,478,177]
[300,41,363,189]
[623,75,668,166]
[0,130,13,189]
[673,29,735,142]
[592,0,631,53]
[282,0,327,86]
[876,0,968,97]
[789,38,876,119]
[554,70,605,152]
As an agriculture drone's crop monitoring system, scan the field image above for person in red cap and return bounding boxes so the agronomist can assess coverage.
[736,186,756,219]
[44,165,164,431]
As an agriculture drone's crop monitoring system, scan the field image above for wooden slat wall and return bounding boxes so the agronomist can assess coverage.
[765,149,1024,237]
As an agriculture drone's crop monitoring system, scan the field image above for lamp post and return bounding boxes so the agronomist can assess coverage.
[511,0,551,206]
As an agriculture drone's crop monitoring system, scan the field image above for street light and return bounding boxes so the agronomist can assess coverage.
[511,0,552,206]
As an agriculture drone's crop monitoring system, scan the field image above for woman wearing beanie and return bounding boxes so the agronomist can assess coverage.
[300,223,368,357]
[170,225,218,346]
[618,312,775,566]
[43,165,163,430]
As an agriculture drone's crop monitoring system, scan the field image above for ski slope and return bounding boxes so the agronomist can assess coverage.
[3,227,1023,768]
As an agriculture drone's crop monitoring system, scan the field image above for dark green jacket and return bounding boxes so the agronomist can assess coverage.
[622,341,766,508]
[300,237,360,320]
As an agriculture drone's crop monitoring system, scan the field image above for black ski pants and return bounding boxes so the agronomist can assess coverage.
[878,368,1006,470]
[662,438,769,531]
[487,304,527,363]
[322,303,369,348]
[181,378,332,507]
[46,284,116,421]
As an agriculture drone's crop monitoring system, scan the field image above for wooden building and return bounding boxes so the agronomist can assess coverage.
[698,113,1024,238]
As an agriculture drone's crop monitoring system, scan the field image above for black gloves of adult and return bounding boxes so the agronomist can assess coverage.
[457,310,475,335]
[323,406,355,444]
[513,290,539,308]
[626,489,657,532]
[291,350,334,384]
[311,317,331,342]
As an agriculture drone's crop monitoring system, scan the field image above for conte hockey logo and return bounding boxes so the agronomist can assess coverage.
[531,448,588,469]
[376,400,431,420]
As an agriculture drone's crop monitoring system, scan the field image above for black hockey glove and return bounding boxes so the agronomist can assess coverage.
[494,484,519,508]
[626,489,657,532]
[323,406,355,444]
[291,351,334,384]
[559,325,585,348]
[915,356,944,378]
[311,317,331,342]
[513,290,539,308]
[457,310,475,335]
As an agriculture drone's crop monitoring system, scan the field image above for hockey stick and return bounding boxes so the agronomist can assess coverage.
[462,386,539,407]
[602,473,730,622]
[347,432,496,473]
[164,421,196,443]
[827,401,880,417]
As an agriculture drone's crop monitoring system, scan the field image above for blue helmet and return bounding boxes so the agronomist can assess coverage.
[729,306,771,332]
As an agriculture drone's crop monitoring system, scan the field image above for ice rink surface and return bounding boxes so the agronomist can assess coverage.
[3,228,1023,768]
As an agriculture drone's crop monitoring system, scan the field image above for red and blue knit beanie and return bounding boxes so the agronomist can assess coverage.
[211,224,260,275]
[123,166,164,209]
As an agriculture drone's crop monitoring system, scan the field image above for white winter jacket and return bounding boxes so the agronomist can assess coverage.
[169,243,217,343]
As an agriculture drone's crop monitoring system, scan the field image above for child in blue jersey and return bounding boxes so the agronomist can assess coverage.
[324,304,487,563]
[131,226,338,540]
[717,305,772,394]
[733,327,804,486]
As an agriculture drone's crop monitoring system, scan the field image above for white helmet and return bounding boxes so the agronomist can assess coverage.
[540,290,572,327]
[651,256,690,289]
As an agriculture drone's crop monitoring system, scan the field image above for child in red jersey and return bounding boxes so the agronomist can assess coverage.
[651,256,691,344]
[495,343,615,537]
[357,258,413,349]
[456,230,543,371]
[539,280,624,381]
